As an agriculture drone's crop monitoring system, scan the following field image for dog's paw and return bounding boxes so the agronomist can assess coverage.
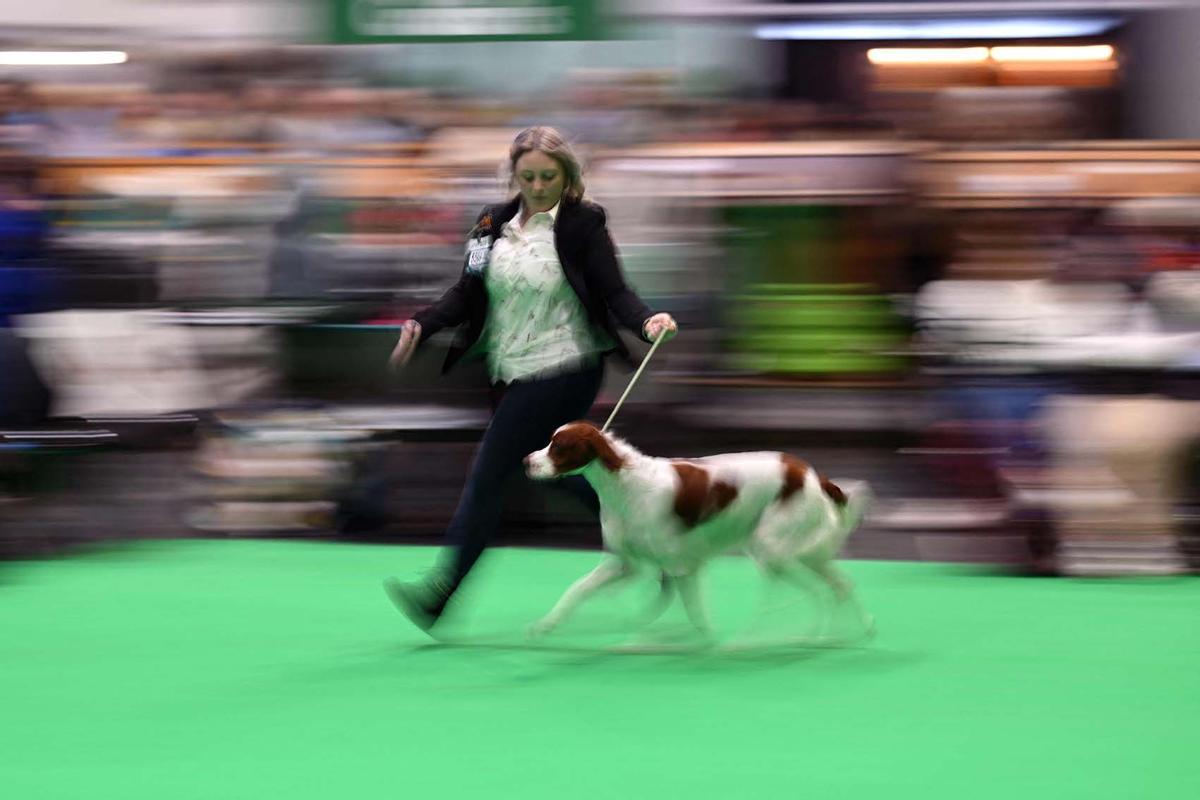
[527,618,557,639]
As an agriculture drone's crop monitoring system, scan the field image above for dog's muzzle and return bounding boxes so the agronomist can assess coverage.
[524,452,551,480]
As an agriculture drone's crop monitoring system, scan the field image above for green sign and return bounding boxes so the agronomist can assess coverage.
[331,0,605,43]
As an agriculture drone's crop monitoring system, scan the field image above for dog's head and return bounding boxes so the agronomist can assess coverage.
[524,421,625,479]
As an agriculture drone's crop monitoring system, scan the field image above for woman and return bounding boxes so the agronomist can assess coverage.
[385,126,677,632]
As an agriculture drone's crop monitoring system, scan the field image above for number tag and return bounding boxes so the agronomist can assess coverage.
[465,236,491,274]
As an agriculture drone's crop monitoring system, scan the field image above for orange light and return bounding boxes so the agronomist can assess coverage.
[867,48,990,66]
[990,45,1115,63]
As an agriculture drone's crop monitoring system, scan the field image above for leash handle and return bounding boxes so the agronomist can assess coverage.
[601,329,668,433]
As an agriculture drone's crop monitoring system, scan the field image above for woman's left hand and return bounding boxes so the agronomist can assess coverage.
[643,313,679,342]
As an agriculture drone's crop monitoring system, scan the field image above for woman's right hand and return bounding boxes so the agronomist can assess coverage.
[389,320,422,369]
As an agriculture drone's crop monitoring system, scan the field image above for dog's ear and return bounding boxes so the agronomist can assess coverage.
[548,423,602,472]
[550,422,625,473]
[583,427,625,472]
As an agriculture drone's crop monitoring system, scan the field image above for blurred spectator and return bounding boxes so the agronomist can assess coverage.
[0,80,54,155]
[0,155,54,424]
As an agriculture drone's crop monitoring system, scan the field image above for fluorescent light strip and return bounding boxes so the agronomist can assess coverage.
[0,51,127,66]
[868,47,989,65]
[755,17,1120,41]
[0,432,118,439]
[84,415,200,424]
[868,45,1117,66]
[991,45,1115,62]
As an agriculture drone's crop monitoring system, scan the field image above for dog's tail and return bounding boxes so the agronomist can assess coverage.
[837,481,872,533]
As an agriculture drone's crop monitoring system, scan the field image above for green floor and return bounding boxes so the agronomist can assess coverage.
[1,540,1197,799]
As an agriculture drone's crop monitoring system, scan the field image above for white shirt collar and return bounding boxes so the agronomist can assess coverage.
[509,200,560,234]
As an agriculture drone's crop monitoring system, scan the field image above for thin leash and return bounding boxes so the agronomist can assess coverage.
[601,329,669,434]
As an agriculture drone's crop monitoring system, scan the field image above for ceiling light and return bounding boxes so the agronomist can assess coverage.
[0,51,128,66]
[756,17,1120,41]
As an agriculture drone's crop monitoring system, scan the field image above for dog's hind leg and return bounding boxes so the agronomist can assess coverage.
[803,559,875,640]
[529,555,637,637]
[768,562,837,641]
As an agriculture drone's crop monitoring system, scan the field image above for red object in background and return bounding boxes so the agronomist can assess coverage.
[347,203,465,238]
[1144,245,1200,273]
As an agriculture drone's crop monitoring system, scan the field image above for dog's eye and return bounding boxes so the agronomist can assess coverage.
[549,443,562,455]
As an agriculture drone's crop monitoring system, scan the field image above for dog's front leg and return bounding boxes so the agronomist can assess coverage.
[529,556,635,637]
[638,572,675,626]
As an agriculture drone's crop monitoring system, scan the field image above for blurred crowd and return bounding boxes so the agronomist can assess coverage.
[0,74,853,159]
[1,48,1198,576]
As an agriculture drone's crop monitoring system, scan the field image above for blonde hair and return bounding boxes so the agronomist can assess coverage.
[505,126,585,204]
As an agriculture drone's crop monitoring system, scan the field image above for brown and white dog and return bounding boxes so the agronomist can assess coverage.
[524,421,872,639]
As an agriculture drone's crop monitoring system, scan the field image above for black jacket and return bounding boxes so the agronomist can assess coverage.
[412,197,655,373]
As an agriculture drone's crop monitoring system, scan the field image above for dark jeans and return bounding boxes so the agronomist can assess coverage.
[442,362,604,589]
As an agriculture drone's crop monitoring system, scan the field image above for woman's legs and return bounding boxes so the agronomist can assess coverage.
[387,364,603,629]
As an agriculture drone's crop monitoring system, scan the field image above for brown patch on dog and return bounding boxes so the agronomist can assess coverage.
[671,462,738,528]
[779,454,810,501]
[780,454,847,507]
[820,478,847,507]
[548,422,624,473]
